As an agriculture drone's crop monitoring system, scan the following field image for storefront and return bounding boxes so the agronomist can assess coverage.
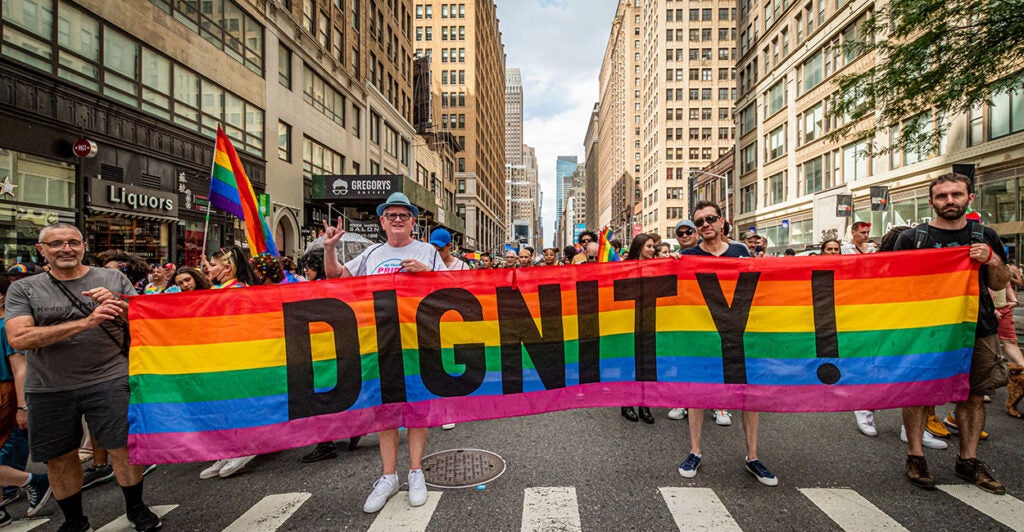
[0,148,77,271]
[85,178,178,263]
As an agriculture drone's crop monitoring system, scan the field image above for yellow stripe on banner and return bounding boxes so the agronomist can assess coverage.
[214,150,232,171]
[835,296,977,332]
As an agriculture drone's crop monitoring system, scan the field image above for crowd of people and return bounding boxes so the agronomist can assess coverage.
[0,174,1021,530]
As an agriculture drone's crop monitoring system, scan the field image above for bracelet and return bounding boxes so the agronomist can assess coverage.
[984,247,993,264]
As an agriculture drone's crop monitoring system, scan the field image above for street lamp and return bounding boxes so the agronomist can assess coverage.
[688,170,731,236]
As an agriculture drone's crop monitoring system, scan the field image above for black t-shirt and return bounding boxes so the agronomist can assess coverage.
[680,242,752,257]
[894,223,1006,338]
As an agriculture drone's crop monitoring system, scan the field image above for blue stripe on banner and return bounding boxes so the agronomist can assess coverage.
[129,349,971,434]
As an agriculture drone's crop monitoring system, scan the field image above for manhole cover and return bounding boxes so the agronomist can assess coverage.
[421,448,506,488]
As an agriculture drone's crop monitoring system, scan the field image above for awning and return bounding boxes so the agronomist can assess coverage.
[87,206,180,224]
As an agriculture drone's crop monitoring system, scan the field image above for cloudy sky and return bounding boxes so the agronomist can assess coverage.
[496,0,619,245]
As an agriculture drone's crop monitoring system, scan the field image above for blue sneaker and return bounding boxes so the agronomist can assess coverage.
[678,453,701,478]
[745,458,778,486]
[25,473,52,517]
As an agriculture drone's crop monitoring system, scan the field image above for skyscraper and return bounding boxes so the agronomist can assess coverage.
[505,68,532,245]
[555,155,579,233]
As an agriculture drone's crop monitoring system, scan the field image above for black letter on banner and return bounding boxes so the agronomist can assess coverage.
[811,270,842,385]
[696,272,760,385]
[284,298,362,420]
[613,275,678,381]
[497,285,566,394]
[576,281,602,384]
[374,290,406,404]
[416,288,486,397]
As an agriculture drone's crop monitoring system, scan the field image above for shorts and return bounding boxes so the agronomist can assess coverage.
[969,334,1009,395]
[26,377,130,463]
[996,306,1018,341]
[0,381,17,448]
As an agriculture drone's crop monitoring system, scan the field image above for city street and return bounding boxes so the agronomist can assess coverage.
[9,388,1024,531]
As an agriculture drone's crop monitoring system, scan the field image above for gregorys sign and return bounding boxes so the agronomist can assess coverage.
[89,178,177,217]
[311,175,401,201]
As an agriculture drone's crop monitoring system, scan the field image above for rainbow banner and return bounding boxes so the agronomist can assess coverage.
[210,127,279,256]
[128,249,979,463]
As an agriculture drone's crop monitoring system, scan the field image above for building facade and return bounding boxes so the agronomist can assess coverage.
[584,102,600,230]
[414,0,506,253]
[554,155,578,233]
[522,143,541,250]
[504,67,534,246]
[733,0,1024,257]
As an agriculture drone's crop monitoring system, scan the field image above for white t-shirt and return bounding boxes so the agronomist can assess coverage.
[444,257,470,271]
[344,240,447,275]
[841,241,876,255]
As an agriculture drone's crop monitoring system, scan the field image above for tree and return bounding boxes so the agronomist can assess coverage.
[828,0,1024,155]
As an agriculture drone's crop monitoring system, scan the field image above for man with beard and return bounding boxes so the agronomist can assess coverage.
[894,173,1011,494]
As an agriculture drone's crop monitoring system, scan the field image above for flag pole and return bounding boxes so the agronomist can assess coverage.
[199,129,219,265]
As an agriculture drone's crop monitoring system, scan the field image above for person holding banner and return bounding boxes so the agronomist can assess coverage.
[5,223,162,532]
[621,234,658,424]
[323,192,446,514]
[677,202,778,487]
[894,173,1011,494]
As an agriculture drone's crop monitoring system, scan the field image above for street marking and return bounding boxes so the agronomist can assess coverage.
[96,505,178,532]
[6,519,49,531]
[368,491,443,532]
[939,485,1024,530]
[660,487,741,531]
[521,487,581,532]
[800,488,906,531]
[222,493,310,532]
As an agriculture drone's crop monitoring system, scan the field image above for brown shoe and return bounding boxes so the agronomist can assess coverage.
[906,455,936,490]
[955,457,1005,495]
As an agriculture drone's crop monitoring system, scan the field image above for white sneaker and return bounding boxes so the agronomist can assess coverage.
[363,474,400,513]
[199,460,228,479]
[714,410,732,426]
[900,425,948,450]
[667,408,688,420]
[219,455,256,478]
[855,410,877,437]
[441,423,456,430]
[408,469,428,507]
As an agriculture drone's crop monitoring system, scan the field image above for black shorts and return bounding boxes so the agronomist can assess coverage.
[27,377,130,463]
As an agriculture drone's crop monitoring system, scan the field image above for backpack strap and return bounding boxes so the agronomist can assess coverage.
[968,220,985,244]
[913,224,930,249]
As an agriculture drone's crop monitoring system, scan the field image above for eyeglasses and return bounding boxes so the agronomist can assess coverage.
[693,215,721,227]
[382,212,412,221]
[676,229,694,237]
[39,240,84,250]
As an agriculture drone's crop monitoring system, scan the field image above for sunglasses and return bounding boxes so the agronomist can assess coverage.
[382,212,412,221]
[580,238,593,244]
[693,215,721,227]
[676,229,694,237]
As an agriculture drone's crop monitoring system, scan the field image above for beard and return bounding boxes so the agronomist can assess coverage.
[936,203,967,221]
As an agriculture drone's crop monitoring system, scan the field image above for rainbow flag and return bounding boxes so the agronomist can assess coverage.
[210,127,279,256]
[128,249,977,463]
[597,226,620,262]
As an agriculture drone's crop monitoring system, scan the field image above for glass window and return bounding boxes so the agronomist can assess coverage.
[803,102,823,143]
[767,172,785,205]
[767,80,785,115]
[802,50,823,94]
[103,28,139,104]
[141,49,170,118]
[279,44,292,88]
[278,121,291,162]
[767,126,785,160]
[842,140,869,182]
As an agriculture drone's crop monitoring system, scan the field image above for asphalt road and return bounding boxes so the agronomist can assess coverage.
[9,386,1024,531]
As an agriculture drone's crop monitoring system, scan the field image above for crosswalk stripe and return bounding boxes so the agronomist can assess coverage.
[521,487,582,532]
[367,491,443,532]
[938,484,1024,530]
[659,487,742,531]
[799,488,906,531]
[6,518,49,531]
[95,505,179,532]
[221,493,310,532]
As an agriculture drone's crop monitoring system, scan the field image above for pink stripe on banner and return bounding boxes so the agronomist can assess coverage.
[129,374,968,464]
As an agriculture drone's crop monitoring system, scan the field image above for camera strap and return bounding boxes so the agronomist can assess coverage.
[46,272,130,357]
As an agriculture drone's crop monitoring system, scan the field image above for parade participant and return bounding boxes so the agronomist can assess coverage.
[677,202,778,486]
[582,242,599,263]
[783,248,796,256]
[5,223,161,532]
[504,249,519,267]
[518,247,534,268]
[542,248,559,266]
[655,243,672,258]
[99,253,149,295]
[667,219,700,420]
[279,256,304,283]
[322,192,446,513]
[820,239,842,255]
[173,267,212,292]
[430,228,469,272]
[142,264,179,294]
[621,234,657,425]
[249,254,285,285]
[572,231,599,264]
[894,173,1011,494]
[198,246,259,480]
[609,239,623,256]
[561,246,577,264]
[842,221,876,254]
[479,253,494,269]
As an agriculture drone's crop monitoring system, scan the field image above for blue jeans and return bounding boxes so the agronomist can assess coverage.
[0,428,28,498]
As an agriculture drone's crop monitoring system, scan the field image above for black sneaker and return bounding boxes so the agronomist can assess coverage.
[955,457,1005,495]
[57,516,92,532]
[0,490,21,508]
[905,455,936,490]
[0,509,11,527]
[301,442,337,463]
[127,505,162,532]
[25,472,53,517]
[82,463,114,490]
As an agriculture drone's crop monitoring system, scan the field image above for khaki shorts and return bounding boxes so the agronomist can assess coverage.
[969,334,1009,394]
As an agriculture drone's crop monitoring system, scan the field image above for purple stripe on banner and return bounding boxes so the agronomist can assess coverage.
[128,375,969,464]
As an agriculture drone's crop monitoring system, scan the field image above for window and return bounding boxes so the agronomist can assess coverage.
[302,136,344,178]
[842,140,869,182]
[766,172,785,205]
[740,183,757,213]
[740,142,758,174]
[739,104,757,136]
[990,83,1024,139]
[767,126,785,160]
[802,102,823,144]
[278,121,291,161]
[968,103,984,147]
[278,44,292,88]
[801,49,823,94]
[802,155,830,194]
[303,64,346,126]
[767,80,785,115]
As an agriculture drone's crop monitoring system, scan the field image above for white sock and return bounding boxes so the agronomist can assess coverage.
[19,474,31,488]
